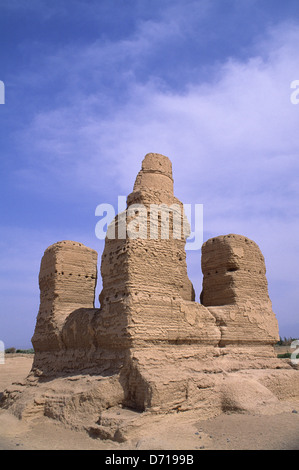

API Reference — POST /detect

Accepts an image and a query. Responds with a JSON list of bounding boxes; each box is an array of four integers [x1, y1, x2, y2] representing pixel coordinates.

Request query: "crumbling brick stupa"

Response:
[[1, 153, 298, 441]]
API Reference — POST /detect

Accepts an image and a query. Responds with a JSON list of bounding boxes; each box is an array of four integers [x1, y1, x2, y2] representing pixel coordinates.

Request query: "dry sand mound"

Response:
[[0, 354, 298, 450]]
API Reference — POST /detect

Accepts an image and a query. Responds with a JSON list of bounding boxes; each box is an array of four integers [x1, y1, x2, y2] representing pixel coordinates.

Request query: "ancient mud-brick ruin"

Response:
[[2, 153, 298, 440]]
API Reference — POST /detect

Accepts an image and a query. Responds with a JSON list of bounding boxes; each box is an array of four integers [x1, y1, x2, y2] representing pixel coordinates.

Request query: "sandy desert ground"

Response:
[[0, 352, 298, 451]]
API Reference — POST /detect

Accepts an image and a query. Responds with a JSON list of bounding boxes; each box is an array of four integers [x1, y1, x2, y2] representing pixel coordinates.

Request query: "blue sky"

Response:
[[1, 0, 299, 349]]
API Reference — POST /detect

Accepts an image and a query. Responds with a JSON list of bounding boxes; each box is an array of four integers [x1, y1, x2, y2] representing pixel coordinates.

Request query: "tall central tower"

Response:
[[98, 153, 196, 348]]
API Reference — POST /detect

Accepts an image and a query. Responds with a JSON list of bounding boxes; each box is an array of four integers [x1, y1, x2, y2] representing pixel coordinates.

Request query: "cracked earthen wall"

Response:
[[31, 241, 98, 353], [201, 234, 279, 346], [2, 152, 298, 432], [30, 153, 280, 413]]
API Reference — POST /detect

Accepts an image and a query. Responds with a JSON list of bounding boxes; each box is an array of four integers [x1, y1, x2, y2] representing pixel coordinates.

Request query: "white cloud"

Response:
[[7, 19, 299, 338], [16, 21, 299, 198]]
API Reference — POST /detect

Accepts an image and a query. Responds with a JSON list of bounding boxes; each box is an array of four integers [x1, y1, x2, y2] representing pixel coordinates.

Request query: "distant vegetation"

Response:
[[276, 337, 298, 346], [5, 347, 34, 354], [277, 352, 298, 359]]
